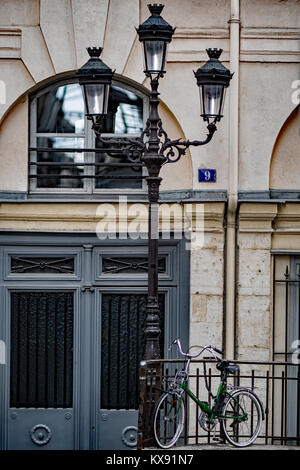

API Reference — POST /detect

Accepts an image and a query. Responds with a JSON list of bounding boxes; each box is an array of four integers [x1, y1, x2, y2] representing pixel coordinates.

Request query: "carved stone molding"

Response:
[[0, 28, 21, 58]]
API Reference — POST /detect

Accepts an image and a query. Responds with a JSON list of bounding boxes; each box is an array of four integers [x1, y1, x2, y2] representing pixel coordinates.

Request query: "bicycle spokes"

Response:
[[221, 390, 262, 447], [153, 392, 185, 448]]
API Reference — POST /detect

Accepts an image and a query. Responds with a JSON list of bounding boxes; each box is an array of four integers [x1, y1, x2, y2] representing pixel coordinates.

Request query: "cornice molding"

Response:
[[241, 27, 300, 39], [0, 28, 21, 58], [168, 26, 299, 63]]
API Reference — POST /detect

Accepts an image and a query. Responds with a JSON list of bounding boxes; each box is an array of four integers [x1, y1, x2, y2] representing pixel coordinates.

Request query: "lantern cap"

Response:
[[76, 47, 114, 79], [136, 3, 175, 42], [194, 48, 233, 87]]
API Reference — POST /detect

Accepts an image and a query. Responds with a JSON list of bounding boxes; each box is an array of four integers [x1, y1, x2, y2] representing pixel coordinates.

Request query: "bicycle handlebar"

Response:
[[171, 338, 223, 360]]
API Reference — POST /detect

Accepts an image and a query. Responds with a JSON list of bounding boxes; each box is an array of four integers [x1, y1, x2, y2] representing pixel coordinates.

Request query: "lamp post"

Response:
[[76, 3, 232, 361]]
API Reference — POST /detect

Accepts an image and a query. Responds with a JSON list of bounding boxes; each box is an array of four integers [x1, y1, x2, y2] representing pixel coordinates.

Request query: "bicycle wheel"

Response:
[[221, 389, 262, 447], [153, 391, 185, 449]]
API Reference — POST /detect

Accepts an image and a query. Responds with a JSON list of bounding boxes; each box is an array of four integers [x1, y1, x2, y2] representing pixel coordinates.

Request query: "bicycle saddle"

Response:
[[216, 360, 240, 375]]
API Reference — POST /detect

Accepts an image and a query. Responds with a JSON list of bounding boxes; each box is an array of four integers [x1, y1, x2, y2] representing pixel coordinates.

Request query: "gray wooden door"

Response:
[[96, 291, 165, 449], [0, 238, 189, 450], [2, 246, 82, 450], [7, 290, 76, 449]]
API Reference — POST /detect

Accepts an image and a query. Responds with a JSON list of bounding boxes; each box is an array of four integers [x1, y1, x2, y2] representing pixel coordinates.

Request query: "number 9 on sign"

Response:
[[198, 169, 216, 182]]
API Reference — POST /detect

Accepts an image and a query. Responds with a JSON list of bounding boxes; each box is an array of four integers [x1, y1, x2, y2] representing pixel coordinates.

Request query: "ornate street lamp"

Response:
[[194, 48, 233, 122], [136, 3, 175, 78], [76, 47, 115, 132], [77, 3, 233, 361]]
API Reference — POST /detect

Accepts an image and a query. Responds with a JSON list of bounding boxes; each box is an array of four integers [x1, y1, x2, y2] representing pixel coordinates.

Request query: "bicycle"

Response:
[[152, 339, 264, 448]]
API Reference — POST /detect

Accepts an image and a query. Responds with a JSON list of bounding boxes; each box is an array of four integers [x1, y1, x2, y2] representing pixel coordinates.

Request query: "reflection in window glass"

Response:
[[37, 84, 84, 134], [104, 86, 143, 134], [94, 149, 143, 190], [32, 80, 146, 192], [35, 137, 84, 188]]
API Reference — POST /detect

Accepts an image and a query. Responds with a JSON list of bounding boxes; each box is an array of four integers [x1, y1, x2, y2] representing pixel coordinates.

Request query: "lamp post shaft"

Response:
[[143, 79, 166, 361]]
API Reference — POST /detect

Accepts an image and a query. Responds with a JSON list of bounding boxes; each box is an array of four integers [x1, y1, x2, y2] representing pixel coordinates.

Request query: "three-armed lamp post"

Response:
[[76, 3, 233, 360]]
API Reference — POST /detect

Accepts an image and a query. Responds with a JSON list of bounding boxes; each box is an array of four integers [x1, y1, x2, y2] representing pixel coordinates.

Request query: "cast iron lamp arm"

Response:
[[158, 121, 217, 164], [89, 75, 218, 168], [91, 126, 147, 164]]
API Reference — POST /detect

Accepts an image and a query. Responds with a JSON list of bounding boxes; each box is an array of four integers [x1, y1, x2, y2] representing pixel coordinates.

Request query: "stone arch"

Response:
[[269, 105, 300, 190]]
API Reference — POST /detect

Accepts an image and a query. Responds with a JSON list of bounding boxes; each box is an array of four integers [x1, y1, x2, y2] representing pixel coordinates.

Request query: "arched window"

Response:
[[29, 78, 148, 193]]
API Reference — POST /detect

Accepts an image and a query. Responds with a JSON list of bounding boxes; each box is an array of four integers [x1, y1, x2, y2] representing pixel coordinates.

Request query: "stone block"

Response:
[[0, 59, 34, 122], [72, 0, 109, 68], [0, 0, 39, 26], [238, 295, 271, 349], [238, 232, 271, 250], [21, 26, 55, 82], [101, 0, 139, 74], [238, 346, 270, 362], [191, 294, 207, 323], [190, 322, 223, 351], [238, 249, 271, 296], [190, 248, 223, 295], [40, 0, 76, 73]]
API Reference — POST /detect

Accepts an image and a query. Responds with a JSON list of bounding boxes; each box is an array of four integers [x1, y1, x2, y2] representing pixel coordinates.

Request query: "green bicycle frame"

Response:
[[180, 380, 248, 421]]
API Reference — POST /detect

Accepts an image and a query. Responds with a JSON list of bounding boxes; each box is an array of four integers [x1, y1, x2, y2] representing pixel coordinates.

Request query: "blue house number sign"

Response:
[[198, 169, 216, 182]]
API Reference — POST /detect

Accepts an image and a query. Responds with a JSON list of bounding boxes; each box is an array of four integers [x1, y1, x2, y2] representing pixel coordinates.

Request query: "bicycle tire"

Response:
[[220, 389, 263, 447], [153, 391, 185, 449]]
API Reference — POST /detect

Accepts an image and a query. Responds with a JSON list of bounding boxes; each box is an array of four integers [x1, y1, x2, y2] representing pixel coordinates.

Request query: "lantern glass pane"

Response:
[[103, 84, 110, 115], [220, 87, 226, 115], [199, 84, 224, 119], [84, 83, 107, 115], [143, 40, 167, 73]]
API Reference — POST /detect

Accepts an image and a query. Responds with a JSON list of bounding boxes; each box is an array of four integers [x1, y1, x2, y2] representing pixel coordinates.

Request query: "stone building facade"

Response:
[[0, 0, 299, 450]]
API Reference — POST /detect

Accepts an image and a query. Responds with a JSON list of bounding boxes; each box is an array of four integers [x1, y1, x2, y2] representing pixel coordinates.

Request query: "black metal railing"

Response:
[[273, 260, 300, 363], [137, 359, 300, 449], [28, 145, 146, 190], [272, 259, 300, 445]]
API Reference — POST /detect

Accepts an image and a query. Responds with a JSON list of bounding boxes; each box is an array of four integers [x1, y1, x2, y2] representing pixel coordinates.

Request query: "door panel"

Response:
[[1, 239, 189, 450], [8, 409, 74, 450], [98, 292, 165, 449], [101, 293, 164, 410], [8, 291, 75, 450]]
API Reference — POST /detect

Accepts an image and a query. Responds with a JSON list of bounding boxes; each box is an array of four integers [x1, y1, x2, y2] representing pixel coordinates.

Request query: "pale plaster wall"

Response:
[[157, 62, 229, 191], [0, 0, 299, 193], [270, 106, 300, 189], [239, 62, 299, 191], [0, 0, 39, 26], [0, 96, 28, 191], [159, 103, 193, 191], [240, 0, 300, 28], [0, 81, 193, 191]]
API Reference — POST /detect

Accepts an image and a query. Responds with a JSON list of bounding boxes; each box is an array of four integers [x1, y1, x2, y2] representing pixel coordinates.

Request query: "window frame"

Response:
[[29, 76, 149, 195]]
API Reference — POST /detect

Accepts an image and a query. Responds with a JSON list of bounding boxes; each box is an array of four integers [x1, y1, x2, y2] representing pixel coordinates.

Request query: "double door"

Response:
[[0, 238, 189, 449]]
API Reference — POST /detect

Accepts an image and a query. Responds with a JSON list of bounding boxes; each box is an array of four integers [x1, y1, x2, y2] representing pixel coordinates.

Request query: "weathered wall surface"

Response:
[[0, 0, 300, 361], [1, 0, 299, 192]]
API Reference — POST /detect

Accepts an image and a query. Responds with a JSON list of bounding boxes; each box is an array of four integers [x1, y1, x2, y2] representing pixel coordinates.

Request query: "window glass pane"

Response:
[[31, 81, 146, 193], [94, 150, 143, 190], [37, 84, 84, 134], [35, 137, 84, 188], [103, 86, 143, 134]]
